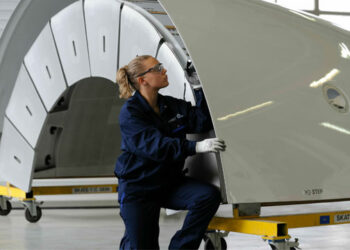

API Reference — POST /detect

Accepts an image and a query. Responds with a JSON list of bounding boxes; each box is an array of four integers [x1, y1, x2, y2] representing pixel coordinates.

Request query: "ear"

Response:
[[137, 76, 148, 86]]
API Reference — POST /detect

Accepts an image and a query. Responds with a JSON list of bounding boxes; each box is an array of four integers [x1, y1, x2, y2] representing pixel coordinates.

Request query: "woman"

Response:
[[115, 55, 226, 250]]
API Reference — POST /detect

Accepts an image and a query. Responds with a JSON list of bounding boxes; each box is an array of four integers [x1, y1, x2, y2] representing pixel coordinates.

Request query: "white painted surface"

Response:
[[160, 0, 350, 204], [119, 5, 162, 67], [84, 0, 121, 82], [24, 23, 67, 112], [157, 42, 195, 104], [0, 118, 34, 192], [5, 64, 47, 148], [50, 0, 91, 85]]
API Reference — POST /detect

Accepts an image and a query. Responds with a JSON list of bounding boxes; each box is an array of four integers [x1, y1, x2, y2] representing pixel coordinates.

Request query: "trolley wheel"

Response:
[[0, 200, 12, 216], [25, 206, 42, 223], [204, 237, 227, 250]]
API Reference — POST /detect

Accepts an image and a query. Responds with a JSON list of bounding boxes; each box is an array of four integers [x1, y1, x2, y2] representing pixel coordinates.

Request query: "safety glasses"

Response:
[[137, 63, 164, 77]]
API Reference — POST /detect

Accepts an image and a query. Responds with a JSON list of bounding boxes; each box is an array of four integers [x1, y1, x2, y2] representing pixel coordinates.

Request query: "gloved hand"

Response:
[[195, 138, 226, 153]]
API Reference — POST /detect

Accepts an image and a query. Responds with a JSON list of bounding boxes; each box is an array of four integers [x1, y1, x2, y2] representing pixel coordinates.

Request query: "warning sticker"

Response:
[[334, 214, 350, 223], [303, 188, 323, 196], [72, 186, 113, 194]]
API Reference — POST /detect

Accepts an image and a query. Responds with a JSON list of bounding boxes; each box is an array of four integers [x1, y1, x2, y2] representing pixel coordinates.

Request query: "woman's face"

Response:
[[139, 57, 168, 90]]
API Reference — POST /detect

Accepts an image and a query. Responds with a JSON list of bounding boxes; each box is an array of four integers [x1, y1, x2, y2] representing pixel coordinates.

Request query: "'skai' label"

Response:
[[334, 214, 350, 223]]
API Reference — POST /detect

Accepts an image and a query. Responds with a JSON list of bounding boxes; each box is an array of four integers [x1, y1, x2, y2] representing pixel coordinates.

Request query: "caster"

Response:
[[268, 238, 299, 250], [25, 206, 42, 223], [204, 237, 227, 250], [270, 246, 296, 250], [0, 200, 12, 216]]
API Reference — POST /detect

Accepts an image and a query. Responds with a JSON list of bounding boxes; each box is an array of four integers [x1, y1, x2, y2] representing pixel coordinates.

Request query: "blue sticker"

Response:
[[320, 215, 330, 224]]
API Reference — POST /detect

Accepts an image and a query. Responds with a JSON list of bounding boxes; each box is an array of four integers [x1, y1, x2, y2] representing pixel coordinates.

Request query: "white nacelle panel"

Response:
[[84, 0, 121, 82], [157, 43, 195, 105], [50, 0, 90, 85], [160, 0, 350, 204], [119, 5, 162, 67], [24, 23, 67, 112], [0, 118, 35, 192], [6, 64, 47, 148]]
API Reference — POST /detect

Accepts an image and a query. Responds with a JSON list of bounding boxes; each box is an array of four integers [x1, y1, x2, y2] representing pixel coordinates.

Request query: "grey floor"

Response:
[[1, 204, 350, 250]]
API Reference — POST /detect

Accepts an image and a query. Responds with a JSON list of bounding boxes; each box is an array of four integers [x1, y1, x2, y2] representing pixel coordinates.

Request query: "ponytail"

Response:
[[116, 65, 135, 99], [116, 55, 152, 99]]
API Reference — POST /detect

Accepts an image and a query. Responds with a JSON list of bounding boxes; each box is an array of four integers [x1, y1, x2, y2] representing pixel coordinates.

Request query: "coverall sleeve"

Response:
[[185, 89, 214, 134], [120, 107, 197, 163]]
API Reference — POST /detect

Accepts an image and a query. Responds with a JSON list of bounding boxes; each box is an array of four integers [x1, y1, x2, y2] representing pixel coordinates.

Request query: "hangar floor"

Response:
[[1, 203, 350, 249]]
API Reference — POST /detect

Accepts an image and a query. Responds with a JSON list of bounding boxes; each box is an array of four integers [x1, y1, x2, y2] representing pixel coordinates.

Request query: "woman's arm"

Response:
[[185, 88, 214, 134], [120, 106, 196, 163]]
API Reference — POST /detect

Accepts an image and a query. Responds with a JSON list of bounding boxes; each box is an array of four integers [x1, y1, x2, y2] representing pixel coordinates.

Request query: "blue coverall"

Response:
[[115, 89, 221, 249]]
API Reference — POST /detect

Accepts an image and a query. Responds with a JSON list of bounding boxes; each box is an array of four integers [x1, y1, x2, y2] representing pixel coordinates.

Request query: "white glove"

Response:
[[195, 138, 226, 153]]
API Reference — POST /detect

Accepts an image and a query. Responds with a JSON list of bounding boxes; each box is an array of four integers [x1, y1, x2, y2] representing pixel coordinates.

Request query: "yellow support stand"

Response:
[[0, 181, 118, 223], [206, 206, 350, 250], [0, 183, 28, 200], [209, 216, 288, 239]]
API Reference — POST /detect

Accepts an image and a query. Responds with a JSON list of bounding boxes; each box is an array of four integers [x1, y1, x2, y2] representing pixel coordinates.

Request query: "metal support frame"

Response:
[[0, 182, 28, 200], [235, 203, 261, 217], [0, 182, 118, 198], [0, 181, 118, 222], [207, 204, 350, 249]]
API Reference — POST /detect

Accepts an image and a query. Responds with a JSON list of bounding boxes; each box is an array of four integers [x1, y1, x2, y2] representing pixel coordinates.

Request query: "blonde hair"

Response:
[[116, 55, 152, 99]]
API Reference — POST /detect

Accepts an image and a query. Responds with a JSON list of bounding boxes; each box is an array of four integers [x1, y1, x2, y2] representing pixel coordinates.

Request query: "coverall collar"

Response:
[[134, 90, 168, 116]]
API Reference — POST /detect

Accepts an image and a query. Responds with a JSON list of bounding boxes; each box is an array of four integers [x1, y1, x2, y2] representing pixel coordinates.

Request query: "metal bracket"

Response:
[[22, 200, 43, 217], [236, 203, 261, 217], [266, 238, 300, 250]]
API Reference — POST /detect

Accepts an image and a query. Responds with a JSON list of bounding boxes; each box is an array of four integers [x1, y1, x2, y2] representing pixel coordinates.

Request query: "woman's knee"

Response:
[[195, 184, 221, 209]]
